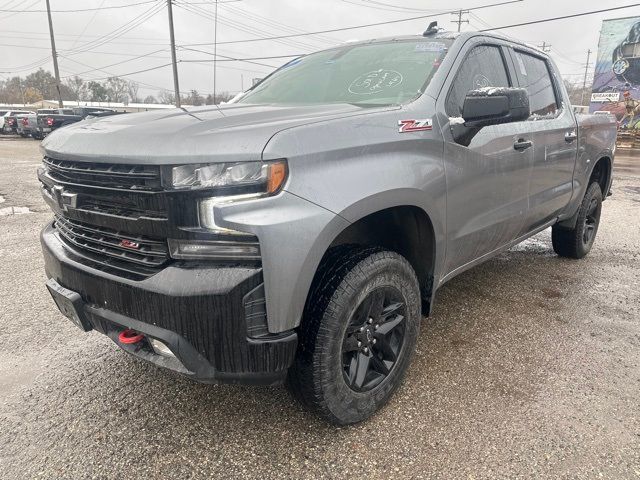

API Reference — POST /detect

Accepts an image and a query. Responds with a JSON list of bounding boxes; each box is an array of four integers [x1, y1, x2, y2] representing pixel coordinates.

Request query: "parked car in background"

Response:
[[1, 110, 35, 134], [35, 107, 121, 139], [33, 108, 74, 140], [17, 109, 57, 138]]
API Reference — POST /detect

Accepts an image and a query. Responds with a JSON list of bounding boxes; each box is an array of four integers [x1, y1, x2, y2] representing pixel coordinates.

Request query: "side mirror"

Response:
[[462, 87, 530, 127], [451, 87, 530, 146]]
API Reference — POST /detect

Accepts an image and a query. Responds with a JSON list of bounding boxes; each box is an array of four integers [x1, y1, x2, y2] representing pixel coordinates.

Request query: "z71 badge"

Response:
[[398, 119, 433, 133]]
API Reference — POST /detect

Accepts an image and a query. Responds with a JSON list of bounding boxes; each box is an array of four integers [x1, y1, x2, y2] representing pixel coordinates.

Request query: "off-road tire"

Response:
[[287, 245, 421, 425], [552, 182, 603, 259]]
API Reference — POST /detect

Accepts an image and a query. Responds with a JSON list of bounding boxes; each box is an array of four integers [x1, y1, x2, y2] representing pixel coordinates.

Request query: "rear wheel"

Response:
[[288, 246, 421, 425], [552, 182, 603, 259]]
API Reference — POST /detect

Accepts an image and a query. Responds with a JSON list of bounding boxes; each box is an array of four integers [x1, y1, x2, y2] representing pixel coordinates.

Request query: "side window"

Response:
[[445, 45, 510, 117], [513, 51, 558, 116]]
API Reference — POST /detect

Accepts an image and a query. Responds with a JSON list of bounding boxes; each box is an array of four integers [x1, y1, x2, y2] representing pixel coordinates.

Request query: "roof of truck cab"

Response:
[[310, 30, 548, 59]]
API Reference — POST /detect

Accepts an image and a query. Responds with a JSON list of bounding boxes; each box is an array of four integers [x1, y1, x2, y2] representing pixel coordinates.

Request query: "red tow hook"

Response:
[[119, 328, 145, 345]]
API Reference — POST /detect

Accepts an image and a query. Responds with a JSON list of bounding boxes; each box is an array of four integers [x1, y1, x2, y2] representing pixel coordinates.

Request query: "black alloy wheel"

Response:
[[582, 195, 601, 247], [342, 287, 406, 392]]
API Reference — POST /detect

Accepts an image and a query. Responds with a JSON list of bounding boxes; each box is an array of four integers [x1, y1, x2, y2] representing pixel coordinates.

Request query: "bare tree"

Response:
[[65, 76, 86, 101], [214, 91, 234, 104], [143, 94, 157, 104], [105, 76, 129, 103], [127, 81, 140, 103], [158, 89, 175, 105]]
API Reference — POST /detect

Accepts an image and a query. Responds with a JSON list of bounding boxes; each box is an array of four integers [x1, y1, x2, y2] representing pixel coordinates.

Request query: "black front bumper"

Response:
[[41, 222, 297, 385]]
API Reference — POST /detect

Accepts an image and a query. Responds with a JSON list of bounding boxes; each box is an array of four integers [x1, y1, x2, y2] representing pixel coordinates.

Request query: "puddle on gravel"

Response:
[[0, 206, 32, 215]]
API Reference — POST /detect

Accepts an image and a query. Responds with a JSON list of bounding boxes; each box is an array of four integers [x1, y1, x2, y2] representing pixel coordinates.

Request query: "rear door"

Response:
[[509, 49, 578, 230], [438, 41, 533, 276]]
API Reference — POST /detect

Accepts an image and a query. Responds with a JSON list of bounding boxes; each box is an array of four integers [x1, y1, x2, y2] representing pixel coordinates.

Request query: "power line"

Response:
[[219, 2, 338, 46], [78, 63, 174, 82], [175, 1, 320, 51], [0, 1, 160, 13], [59, 49, 168, 78], [0, 56, 51, 74], [0, 0, 38, 21], [178, 47, 299, 66], [70, 0, 107, 50], [59, 56, 179, 94], [479, 4, 640, 32], [182, 0, 523, 47], [60, 2, 165, 55], [342, 0, 440, 14], [178, 46, 279, 68]]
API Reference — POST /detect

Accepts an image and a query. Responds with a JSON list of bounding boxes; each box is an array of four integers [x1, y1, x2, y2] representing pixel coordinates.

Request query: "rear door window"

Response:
[[445, 45, 511, 117], [513, 51, 559, 117]]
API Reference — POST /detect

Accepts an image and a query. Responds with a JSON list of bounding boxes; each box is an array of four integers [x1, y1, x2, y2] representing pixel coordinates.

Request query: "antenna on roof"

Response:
[[423, 21, 438, 37]]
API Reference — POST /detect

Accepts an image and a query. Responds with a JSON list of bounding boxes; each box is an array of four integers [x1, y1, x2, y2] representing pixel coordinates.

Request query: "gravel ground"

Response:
[[0, 137, 638, 479]]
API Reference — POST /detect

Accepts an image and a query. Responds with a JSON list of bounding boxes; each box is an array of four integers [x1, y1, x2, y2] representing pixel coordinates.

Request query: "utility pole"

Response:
[[580, 49, 592, 106], [451, 10, 469, 32], [537, 41, 551, 53], [213, 0, 218, 104], [167, 0, 181, 107], [45, 0, 63, 108]]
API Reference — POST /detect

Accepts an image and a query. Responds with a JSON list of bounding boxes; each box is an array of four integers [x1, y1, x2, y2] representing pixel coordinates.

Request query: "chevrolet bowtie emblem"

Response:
[[52, 185, 78, 211]]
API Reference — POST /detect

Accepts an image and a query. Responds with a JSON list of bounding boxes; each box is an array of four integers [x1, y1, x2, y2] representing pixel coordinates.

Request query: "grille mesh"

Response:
[[54, 215, 169, 277], [44, 157, 161, 191]]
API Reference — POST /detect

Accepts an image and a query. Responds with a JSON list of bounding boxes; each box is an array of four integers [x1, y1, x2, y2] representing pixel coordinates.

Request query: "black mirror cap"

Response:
[[461, 87, 530, 128]]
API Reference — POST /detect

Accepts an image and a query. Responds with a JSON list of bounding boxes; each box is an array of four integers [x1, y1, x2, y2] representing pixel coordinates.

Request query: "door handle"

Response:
[[513, 139, 532, 151], [565, 130, 577, 142]]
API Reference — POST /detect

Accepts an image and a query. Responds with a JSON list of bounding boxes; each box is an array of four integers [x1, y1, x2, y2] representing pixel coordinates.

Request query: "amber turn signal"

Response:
[[267, 161, 288, 194]]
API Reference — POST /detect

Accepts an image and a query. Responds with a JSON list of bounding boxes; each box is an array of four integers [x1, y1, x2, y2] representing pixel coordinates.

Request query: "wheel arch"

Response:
[[304, 194, 443, 318], [589, 155, 612, 198], [558, 152, 613, 229]]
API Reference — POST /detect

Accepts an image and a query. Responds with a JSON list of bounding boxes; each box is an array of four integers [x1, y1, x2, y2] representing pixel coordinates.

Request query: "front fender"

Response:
[[215, 191, 350, 333]]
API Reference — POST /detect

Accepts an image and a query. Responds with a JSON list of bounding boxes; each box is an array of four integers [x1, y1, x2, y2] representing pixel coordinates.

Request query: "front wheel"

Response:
[[288, 246, 421, 425], [552, 182, 603, 259]]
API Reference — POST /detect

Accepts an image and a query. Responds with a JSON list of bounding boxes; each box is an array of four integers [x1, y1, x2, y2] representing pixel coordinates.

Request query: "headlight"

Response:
[[168, 160, 287, 193]]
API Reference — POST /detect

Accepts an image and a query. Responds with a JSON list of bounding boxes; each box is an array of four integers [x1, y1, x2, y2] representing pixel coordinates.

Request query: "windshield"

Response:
[[238, 39, 451, 107]]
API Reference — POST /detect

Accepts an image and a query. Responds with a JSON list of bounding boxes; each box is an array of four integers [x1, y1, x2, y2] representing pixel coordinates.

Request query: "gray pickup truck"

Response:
[[39, 29, 616, 425]]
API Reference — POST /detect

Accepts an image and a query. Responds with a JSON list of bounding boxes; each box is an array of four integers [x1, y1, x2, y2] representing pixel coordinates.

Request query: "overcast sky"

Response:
[[1, 0, 639, 99]]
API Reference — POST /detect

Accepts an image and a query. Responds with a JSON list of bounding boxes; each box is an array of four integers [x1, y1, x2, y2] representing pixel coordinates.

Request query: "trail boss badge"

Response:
[[398, 119, 433, 133]]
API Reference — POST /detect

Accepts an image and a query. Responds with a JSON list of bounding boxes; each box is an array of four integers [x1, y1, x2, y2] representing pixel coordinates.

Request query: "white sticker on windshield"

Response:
[[415, 42, 446, 52], [348, 69, 403, 95]]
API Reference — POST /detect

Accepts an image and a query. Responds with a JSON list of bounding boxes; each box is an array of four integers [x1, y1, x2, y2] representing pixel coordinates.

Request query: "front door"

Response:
[[439, 42, 533, 277]]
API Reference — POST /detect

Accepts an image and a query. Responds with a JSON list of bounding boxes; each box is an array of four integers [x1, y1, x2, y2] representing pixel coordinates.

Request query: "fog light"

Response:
[[149, 338, 175, 358], [168, 239, 260, 260]]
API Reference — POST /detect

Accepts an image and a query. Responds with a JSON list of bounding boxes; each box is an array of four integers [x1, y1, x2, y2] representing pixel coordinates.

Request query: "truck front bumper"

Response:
[[40, 222, 297, 386]]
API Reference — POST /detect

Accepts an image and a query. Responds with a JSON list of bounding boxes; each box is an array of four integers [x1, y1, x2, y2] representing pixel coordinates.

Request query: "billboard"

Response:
[[590, 16, 640, 127]]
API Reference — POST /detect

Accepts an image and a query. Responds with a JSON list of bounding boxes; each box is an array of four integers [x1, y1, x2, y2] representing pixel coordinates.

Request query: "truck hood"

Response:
[[41, 103, 391, 164]]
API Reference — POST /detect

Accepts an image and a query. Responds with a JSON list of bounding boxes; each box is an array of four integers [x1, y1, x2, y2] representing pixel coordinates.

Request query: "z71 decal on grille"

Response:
[[398, 119, 433, 133]]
